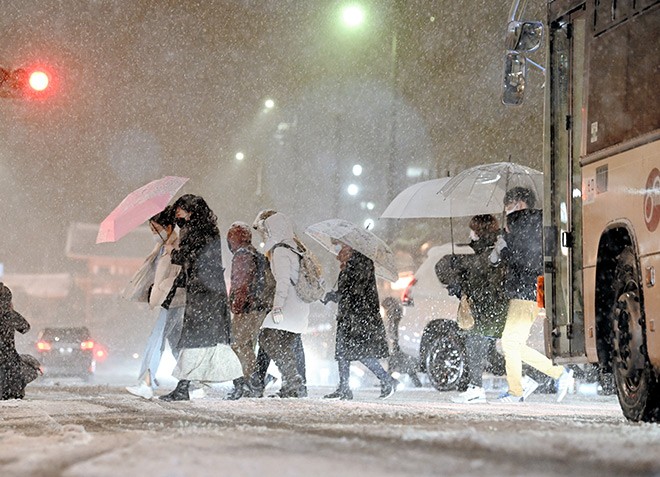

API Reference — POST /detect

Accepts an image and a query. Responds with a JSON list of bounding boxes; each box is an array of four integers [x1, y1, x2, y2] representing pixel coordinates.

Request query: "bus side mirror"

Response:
[[502, 51, 527, 106], [505, 21, 544, 52]]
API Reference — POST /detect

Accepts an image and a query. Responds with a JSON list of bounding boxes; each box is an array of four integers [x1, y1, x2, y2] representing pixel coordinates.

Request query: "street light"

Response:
[[352, 164, 363, 176], [235, 152, 245, 161], [264, 98, 275, 110], [340, 4, 366, 29]]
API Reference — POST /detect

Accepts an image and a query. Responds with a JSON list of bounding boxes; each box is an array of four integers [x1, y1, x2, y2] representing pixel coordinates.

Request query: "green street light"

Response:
[[340, 4, 366, 29]]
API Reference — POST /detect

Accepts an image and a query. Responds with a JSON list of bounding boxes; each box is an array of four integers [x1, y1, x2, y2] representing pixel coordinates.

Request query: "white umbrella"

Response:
[[439, 162, 543, 215], [305, 219, 397, 282], [381, 177, 509, 219]]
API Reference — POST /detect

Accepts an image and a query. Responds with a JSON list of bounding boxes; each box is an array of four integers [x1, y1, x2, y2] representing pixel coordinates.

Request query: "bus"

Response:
[[504, 0, 660, 422]]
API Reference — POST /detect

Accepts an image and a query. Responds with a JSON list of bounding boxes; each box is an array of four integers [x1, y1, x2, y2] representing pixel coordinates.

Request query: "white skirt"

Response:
[[173, 344, 242, 383]]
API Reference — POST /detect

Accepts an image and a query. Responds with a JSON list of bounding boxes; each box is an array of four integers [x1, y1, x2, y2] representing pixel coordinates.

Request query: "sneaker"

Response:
[[555, 368, 575, 403], [494, 392, 524, 403], [126, 383, 153, 400], [521, 376, 539, 401], [189, 388, 206, 400], [451, 385, 486, 404], [379, 379, 399, 400]]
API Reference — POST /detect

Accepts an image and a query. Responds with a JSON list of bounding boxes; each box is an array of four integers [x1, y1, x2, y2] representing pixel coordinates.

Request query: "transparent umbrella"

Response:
[[305, 219, 397, 282], [438, 162, 543, 214]]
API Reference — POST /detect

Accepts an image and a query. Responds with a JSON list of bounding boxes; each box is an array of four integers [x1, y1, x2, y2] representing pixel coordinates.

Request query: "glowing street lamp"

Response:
[[352, 164, 363, 176], [235, 152, 245, 161], [347, 184, 359, 196], [264, 98, 275, 109], [341, 4, 366, 29]]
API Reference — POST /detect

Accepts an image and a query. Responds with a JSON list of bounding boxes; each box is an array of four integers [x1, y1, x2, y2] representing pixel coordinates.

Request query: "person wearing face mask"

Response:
[[159, 194, 239, 401], [124, 205, 186, 400], [435, 214, 510, 403], [491, 187, 574, 403]]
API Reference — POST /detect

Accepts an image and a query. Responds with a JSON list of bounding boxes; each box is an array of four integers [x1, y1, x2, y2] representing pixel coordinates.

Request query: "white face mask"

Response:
[[469, 230, 479, 242]]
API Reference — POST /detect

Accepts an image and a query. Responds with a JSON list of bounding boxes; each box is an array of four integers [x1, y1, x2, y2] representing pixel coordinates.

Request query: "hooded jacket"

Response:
[[258, 212, 309, 334]]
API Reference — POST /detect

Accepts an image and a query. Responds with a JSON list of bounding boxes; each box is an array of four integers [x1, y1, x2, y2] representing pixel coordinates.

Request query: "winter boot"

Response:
[[159, 380, 190, 401], [275, 374, 306, 398], [224, 377, 245, 401], [379, 378, 400, 400], [245, 373, 265, 398], [323, 387, 353, 400]]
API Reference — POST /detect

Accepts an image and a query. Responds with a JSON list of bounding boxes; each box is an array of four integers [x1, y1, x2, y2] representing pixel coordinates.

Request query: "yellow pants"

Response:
[[501, 299, 564, 396]]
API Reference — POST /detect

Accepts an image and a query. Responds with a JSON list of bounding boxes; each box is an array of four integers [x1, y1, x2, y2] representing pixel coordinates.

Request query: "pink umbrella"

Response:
[[96, 176, 189, 244]]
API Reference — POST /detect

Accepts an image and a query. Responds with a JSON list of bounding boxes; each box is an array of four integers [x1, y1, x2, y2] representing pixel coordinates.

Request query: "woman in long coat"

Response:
[[159, 194, 240, 401], [324, 243, 397, 400]]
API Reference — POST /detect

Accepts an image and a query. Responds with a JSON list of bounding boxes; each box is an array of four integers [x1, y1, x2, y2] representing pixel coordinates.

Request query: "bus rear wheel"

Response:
[[611, 247, 660, 422]]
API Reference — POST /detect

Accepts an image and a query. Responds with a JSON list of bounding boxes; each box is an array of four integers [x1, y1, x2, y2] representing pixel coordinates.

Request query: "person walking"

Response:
[[435, 214, 510, 403], [490, 187, 574, 403], [159, 194, 240, 401], [252, 210, 309, 398], [225, 222, 274, 400], [323, 242, 398, 401], [124, 206, 186, 400], [382, 296, 422, 387], [0, 284, 39, 400]]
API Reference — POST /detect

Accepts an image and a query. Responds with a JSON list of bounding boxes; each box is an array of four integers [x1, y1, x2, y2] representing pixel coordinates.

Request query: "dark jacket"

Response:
[[435, 239, 509, 337], [333, 251, 389, 361], [500, 208, 543, 301], [170, 228, 231, 349], [0, 309, 31, 399]]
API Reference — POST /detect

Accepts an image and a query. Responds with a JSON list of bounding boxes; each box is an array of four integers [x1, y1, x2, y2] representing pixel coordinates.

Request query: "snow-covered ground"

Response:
[[1, 378, 658, 477]]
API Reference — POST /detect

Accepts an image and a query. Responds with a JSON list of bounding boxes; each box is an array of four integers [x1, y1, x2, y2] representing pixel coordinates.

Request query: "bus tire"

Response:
[[611, 247, 660, 422]]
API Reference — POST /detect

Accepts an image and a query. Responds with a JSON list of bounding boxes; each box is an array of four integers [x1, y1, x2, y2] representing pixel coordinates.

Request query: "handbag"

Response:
[[457, 295, 475, 330], [121, 252, 157, 302]]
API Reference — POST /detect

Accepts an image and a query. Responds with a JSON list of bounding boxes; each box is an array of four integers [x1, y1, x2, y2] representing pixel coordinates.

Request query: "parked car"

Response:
[[36, 327, 96, 380]]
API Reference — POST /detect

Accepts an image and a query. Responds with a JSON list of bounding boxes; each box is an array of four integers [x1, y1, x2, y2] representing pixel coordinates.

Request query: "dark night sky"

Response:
[[0, 0, 544, 274]]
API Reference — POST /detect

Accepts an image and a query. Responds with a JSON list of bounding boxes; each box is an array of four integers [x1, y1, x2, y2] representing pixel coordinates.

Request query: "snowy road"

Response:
[[1, 384, 659, 477]]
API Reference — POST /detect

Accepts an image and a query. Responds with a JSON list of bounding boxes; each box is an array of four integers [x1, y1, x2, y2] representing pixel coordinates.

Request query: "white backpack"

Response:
[[273, 243, 325, 303]]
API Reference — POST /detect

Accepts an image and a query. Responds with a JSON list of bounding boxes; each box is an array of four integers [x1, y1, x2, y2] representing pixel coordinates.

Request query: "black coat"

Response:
[[334, 251, 389, 361], [500, 209, 543, 301], [0, 309, 30, 399], [171, 231, 231, 349], [435, 240, 509, 337]]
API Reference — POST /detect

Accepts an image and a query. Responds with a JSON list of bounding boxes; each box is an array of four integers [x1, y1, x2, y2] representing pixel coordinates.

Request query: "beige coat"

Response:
[[122, 232, 185, 309]]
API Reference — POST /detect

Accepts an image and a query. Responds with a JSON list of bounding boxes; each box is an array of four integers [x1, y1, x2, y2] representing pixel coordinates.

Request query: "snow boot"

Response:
[[159, 380, 190, 401], [224, 377, 245, 401]]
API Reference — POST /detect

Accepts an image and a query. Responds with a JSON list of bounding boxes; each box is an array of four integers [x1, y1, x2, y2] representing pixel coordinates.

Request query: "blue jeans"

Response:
[[138, 307, 184, 388]]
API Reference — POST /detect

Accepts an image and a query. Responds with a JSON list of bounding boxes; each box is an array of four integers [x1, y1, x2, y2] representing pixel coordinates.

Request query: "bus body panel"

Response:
[[581, 139, 660, 370]]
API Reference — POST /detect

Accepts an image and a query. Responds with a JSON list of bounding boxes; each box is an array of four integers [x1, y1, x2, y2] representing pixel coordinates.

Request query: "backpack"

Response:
[[250, 249, 276, 313], [273, 242, 325, 303]]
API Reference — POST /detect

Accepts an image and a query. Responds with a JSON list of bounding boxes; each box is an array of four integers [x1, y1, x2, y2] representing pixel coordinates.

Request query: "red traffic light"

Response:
[[0, 64, 57, 99], [28, 70, 50, 91]]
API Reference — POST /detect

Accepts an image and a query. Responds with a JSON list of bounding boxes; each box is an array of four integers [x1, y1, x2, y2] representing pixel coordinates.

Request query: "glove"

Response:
[[271, 307, 284, 324], [490, 235, 507, 264], [321, 290, 339, 305], [495, 235, 507, 252]]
